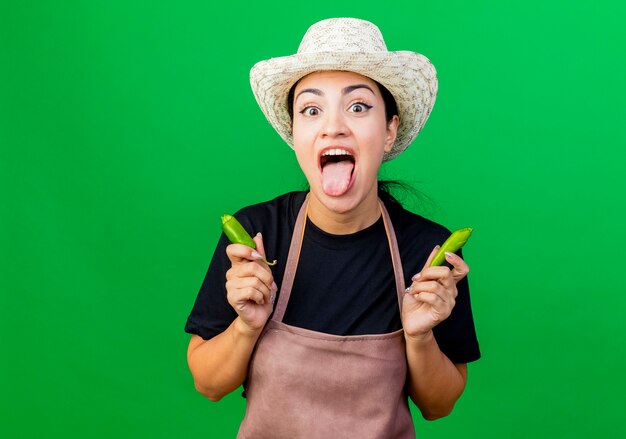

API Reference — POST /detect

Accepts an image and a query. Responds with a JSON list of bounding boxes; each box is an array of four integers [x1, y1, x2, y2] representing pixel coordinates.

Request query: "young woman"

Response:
[[185, 18, 480, 438]]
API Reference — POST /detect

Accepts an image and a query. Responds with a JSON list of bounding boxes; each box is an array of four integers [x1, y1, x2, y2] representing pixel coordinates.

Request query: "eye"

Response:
[[349, 102, 373, 113], [299, 106, 321, 117]]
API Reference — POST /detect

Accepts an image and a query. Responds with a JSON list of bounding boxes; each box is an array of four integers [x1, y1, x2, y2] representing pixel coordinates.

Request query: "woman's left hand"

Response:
[[402, 246, 470, 339]]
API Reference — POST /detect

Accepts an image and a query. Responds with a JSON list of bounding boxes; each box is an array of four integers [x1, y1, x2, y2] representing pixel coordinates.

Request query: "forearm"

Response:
[[187, 317, 262, 401], [405, 330, 467, 420]]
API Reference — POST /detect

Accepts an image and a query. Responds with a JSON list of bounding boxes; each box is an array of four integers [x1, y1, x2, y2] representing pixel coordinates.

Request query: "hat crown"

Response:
[[297, 18, 388, 54]]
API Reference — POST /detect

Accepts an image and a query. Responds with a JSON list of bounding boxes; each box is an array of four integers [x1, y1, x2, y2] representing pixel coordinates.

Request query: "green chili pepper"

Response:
[[221, 214, 277, 266], [430, 228, 473, 267]]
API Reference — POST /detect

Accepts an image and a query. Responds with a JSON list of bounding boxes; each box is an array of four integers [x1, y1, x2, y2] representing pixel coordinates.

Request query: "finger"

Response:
[[421, 267, 456, 289], [411, 292, 455, 323], [408, 280, 450, 303], [444, 252, 470, 283], [422, 245, 441, 270], [414, 266, 454, 290], [416, 266, 450, 281], [408, 246, 441, 285], [240, 287, 266, 305], [226, 277, 277, 305], [226, 266, 275, 299], [232, 259, 273, 286], [269, 289, 277, 305], [227, 282, 267, 309], [226, 243, 264, 265], [253, 233, 267, 259], [234, 275, 272, 294], [410, 291, 446, 309]]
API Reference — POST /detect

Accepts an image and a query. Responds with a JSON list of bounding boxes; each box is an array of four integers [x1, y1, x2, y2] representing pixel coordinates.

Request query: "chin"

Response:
[[312, 184, 373, 215], [323, 197, 357, 214]]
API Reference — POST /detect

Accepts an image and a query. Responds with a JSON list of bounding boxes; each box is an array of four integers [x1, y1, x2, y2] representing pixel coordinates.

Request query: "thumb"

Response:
[[252, 232, 267, 259]]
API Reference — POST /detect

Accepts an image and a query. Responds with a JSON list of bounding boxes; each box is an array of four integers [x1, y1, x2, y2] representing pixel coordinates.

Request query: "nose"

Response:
[[321, 109, 350, 139]]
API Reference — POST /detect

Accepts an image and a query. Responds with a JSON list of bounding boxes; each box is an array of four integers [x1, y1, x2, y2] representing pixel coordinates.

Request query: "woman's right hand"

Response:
[[225, 233, 277, 333]]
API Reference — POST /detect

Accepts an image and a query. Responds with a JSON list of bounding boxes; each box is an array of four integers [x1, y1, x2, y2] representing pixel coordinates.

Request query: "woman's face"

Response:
[[292, 70, 399, 214]]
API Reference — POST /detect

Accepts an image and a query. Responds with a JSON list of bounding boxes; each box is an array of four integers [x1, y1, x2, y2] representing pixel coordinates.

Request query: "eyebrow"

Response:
[[342, 84, 375, 95], [294, 84, 376, 101], [295, 88, 323, 101]]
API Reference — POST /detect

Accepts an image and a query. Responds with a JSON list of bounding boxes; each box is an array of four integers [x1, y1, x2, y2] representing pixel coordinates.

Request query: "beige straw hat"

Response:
[[250, 17, 438, 161]]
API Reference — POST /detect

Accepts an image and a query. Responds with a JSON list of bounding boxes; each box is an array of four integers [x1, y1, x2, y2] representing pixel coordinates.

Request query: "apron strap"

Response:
[[379, 200, 407, 310], [272, 193, 406, 323], [272, 194, 309, 322]]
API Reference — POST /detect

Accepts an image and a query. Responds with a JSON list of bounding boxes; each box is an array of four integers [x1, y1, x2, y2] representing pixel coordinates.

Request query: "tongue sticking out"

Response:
[[322, 160, 354, 196]]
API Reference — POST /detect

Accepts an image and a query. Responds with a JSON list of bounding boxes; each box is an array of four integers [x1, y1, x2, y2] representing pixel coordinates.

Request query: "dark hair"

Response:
[[286, 78, 398, 124], [377, 180, 433, 212], [377, 82, 398, 124]]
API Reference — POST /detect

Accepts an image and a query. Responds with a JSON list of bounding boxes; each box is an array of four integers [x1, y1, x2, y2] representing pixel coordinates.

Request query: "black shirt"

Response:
[[185, 191, 481, 364]]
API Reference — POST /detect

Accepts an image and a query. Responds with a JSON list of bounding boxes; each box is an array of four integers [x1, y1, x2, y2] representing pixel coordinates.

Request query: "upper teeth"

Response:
[[322, 148, 352, 156]]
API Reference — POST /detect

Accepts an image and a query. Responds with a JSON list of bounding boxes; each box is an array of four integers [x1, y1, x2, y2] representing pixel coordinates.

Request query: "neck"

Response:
[[306, 188, 381, 235]]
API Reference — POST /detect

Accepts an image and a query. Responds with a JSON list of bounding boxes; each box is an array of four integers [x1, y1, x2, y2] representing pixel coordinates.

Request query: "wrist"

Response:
[[233, 317, 264, 340], [405, 329, 435, 345]]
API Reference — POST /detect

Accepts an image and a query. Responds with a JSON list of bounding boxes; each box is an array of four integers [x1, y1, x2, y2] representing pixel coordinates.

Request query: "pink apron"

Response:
[[238, 196, 415, 438]]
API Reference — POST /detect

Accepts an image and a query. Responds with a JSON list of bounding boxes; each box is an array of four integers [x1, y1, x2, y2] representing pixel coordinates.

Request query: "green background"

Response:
[[1, 0, 625, 437]]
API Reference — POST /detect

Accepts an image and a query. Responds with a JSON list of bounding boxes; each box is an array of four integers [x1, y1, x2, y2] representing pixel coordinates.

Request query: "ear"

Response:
[[384, 115, 400, 153]]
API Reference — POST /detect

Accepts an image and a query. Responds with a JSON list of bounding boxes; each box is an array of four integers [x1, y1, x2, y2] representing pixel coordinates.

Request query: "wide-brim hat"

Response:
[[250, 17, 438, 161]]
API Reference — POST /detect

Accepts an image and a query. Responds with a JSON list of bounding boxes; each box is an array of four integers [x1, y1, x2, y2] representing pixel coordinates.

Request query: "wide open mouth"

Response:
[[319, 148, 356, 197]]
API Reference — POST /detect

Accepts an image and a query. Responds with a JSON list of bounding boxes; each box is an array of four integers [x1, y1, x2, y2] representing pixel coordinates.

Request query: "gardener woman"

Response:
[[185, 18, 480, 438]]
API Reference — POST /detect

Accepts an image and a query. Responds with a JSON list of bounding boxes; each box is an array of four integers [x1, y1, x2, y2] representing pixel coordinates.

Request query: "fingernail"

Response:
[[435, 245, 441, 250], [405, 286, 412, 293], [255, 232, 262, 238], [251, 251, 263, 260], [445, 251, 455, 259], [271, 281, 277, 291], [411, 273, 421, 282]]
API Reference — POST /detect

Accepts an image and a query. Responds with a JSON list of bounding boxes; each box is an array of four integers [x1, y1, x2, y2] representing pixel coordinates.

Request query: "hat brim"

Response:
[[250, 50, 438, 161]]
